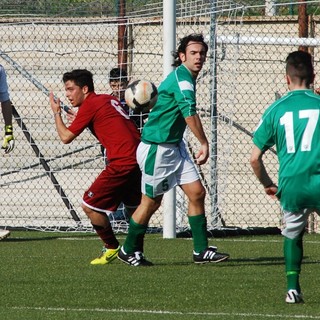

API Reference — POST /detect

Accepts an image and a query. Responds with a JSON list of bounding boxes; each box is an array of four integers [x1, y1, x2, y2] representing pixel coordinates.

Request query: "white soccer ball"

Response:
[[125, 79, 158, 113]]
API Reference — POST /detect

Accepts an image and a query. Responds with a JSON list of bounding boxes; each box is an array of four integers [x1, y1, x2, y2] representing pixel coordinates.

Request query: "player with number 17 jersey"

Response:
[[68, 92, 141, 213], [253, 89, 320, 211]]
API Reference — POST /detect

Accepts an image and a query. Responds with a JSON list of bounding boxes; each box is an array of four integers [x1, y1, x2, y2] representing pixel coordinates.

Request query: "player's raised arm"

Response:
[[49, 91, 76, 144]]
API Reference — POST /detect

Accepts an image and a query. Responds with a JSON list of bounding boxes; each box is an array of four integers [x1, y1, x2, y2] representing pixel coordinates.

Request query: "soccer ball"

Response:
[[125, 79, 158, 113]]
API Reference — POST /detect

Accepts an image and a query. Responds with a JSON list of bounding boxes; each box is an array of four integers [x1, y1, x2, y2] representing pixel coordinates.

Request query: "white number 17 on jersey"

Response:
[[280, 109, 319, 153]]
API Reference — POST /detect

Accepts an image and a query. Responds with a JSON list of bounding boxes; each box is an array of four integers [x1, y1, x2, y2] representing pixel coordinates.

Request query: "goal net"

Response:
[[0, 0, 319, 234]]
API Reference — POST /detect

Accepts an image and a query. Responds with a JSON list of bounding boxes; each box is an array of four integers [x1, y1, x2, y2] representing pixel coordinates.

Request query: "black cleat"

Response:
[[193, 246, 229, 264], [118, 247, 153, 267]]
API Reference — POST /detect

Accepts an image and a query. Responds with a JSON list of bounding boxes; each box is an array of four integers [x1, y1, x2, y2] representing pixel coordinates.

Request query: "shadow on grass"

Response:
[[159, 256, 318, 267], [219, 256, 318, 267], [224, 256, 284, 266], [3, 233, 97, 242]]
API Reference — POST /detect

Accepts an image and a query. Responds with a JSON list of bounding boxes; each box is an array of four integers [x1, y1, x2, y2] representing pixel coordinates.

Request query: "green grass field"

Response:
[[1, 231, 320, 320]]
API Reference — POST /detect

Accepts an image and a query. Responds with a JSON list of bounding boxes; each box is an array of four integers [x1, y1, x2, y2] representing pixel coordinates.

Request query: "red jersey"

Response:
[[68, 92, 140, 166]]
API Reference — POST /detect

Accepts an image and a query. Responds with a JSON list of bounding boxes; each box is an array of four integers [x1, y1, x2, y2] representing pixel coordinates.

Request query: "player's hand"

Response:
[[195, 142, 209, 165], [2, 125, 15, 154], [315, 88, 320, 95], [49, 91, 61, 114], [66, 108, 77, 124], [264, 184, 278, 200]]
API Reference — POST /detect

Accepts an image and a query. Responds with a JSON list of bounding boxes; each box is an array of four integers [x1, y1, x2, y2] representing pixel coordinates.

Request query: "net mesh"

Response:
[[0, 0, 319, 234]]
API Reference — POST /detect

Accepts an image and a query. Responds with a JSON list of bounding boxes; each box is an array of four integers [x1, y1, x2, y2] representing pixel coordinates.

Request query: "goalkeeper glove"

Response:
[[2, 125, 15, 154]]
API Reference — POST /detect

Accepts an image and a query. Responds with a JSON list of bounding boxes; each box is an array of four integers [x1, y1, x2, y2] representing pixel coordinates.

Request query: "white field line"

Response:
[[10, 306, 320, 319], [219, 238, 320, 244], [55, 237, 320, 245]]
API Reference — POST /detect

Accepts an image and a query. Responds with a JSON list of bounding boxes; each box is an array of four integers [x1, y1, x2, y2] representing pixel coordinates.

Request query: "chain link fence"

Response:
[[0, 0, 319, 234]]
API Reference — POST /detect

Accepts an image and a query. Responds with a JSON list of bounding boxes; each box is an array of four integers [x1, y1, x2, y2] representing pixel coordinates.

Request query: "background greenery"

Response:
[[0, 231, 319, 320]]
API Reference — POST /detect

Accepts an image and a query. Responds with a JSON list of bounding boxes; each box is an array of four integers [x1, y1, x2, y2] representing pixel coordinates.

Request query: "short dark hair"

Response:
[[62, 69, 94, 92], [172, 34, 208, 67], [109, 68, 128, 82], [285, 51, 314, 87]]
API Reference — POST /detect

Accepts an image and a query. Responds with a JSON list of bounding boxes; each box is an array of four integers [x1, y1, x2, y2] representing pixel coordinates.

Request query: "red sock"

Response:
[[92, 224, 119, 249]]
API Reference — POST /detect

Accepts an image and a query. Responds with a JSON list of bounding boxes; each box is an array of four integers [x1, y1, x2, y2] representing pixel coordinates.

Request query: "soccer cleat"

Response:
[[118, 247, 153, 266], [193, 246, 229, 264], [90, 246, 120, 265], [0, 229, 10, 240], [286, 289, 304, 304]]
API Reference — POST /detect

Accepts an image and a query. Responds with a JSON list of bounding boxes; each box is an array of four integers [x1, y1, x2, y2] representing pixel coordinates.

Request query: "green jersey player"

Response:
[[251, 50, 320, 304], [118, 33, 229, 266], [141, 63, 197, 145]]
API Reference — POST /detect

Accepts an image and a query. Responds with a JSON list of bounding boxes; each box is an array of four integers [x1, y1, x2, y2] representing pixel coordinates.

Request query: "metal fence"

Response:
[[0, 0, 319, 234]]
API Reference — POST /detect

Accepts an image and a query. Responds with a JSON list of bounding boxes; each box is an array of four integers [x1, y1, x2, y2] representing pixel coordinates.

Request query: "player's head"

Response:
[[62, 69, 94, 107], [285, 51, 314, 88], [63, 69, 95, 92], [109, 67, 128, 100], [172, 34, 208, 70]]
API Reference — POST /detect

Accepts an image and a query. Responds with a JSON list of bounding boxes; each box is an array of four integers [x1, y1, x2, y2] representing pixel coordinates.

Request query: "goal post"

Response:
[[162, 0, 177, 239]]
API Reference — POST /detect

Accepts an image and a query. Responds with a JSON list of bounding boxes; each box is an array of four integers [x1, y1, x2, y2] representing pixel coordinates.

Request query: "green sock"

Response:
[[188, 214, 208, 253], [284, 236, 303, 292], [123, 218, 148, 254], [286, 272, 300, 293]]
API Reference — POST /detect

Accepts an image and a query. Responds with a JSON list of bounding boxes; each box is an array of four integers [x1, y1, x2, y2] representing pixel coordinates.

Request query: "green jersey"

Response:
[[141, 64, 197, 144], [253, 89, 320, 211]]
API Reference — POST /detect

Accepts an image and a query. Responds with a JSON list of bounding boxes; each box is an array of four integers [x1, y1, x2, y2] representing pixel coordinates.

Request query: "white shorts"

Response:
[[282, 208, 320, 239], [137, 140, 199, 198]]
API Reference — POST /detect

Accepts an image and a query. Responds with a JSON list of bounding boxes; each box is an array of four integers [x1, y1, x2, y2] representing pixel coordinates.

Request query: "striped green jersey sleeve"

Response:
[[141, 64, 197, 144]]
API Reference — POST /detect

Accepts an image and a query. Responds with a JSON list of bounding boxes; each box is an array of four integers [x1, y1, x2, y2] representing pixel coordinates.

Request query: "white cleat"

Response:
[[0, 229, 10, 240], [286, 289, 304, 304]]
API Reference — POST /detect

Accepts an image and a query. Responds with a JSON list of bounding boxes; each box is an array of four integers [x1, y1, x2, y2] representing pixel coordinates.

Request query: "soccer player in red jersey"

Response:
[[49, 69, 141, 265]]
